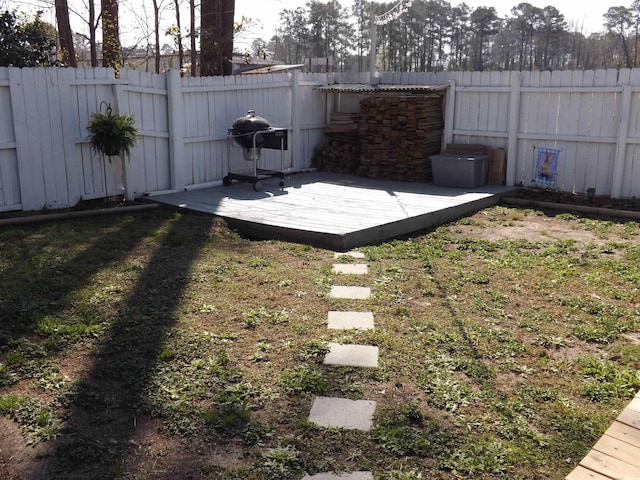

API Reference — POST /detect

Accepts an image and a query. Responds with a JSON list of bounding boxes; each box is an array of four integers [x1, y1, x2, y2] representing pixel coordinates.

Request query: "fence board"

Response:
[[590, 78, 616, 197], [566, 73, 582, 192], [43, 69, 69, 208], [9, 68, 44, 210], [0, 69, 19, 210], [523, 73, 541, 185]]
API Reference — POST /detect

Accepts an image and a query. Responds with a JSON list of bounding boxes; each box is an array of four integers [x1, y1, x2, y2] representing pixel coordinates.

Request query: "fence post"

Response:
[[166, 69, 185, 191], [291, 69, 302, 170], [113, 81, 134, 201], [506, 71, 521, 187], [611, 85, 631, 199], [442, 80, 456, 150]]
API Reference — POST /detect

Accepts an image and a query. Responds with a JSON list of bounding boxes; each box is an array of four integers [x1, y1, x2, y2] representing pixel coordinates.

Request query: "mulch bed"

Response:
[[511, 188, 640, 212]]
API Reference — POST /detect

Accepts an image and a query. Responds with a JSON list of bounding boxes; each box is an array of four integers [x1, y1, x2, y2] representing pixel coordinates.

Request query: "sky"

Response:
[[234, 0, 617, 41], [6, 0, 625, 49]]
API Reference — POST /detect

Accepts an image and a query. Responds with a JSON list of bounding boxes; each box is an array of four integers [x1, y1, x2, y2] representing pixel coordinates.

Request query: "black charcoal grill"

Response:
[[224, 110, 288, 191]]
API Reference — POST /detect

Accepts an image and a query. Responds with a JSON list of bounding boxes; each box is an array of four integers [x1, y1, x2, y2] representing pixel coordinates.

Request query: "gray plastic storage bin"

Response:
[[430, 154, 490, 188]]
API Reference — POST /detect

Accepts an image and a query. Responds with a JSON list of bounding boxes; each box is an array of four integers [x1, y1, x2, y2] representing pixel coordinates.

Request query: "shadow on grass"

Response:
[[20, 212, 217, 479], [0, 214, 165, 346]]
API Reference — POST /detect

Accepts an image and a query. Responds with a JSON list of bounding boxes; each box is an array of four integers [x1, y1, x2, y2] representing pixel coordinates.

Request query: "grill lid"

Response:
[[230, 110, 270, 142]]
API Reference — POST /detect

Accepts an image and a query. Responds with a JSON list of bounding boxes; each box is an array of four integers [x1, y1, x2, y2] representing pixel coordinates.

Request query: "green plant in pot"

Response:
[[87, 105, 138, 158], [87, 103, 139, 202]]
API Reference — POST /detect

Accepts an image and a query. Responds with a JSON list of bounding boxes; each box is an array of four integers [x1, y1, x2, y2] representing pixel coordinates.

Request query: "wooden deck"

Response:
[[567, 392, 640, 479], [151, 171, 515, 251]]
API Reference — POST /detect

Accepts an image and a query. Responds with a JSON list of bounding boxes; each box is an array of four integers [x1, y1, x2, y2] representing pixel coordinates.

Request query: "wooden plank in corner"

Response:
[[578, 448, 640, 478], [604, 420, 640, 449], [617, 406, 640, 429], [626, 395, 640, 412], [592, 434, 640, 468], [565, 465, 616, 479]]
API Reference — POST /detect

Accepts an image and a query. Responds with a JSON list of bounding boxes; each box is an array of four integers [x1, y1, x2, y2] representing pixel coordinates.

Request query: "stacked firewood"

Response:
[[312, 138, 360, 174], [312, 113, 360, 174], [357, 94, 444, 182]]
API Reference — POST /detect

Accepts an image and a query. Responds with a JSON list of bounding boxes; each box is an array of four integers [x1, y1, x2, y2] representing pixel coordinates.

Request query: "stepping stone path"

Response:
[[334, 251, 366, 260], [323, 343, 379, 368], [306, 250, 377, 479], [302, 472, 374, 480], [329, 286, 371, 299], [327, 311, 374, 331], [331, 264, 368, 275], [308, 396, 377, 431]]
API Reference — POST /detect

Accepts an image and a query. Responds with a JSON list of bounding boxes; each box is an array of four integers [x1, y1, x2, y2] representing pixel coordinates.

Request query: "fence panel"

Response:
[[74, 67, 124, 199], [120, 70, 171, 196], [459, 69, 624, 196], [451, 74, 510, 148]]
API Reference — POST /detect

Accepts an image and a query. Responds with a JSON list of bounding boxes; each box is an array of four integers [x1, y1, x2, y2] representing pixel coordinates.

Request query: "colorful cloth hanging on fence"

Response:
[[534, 147, 560, 187]]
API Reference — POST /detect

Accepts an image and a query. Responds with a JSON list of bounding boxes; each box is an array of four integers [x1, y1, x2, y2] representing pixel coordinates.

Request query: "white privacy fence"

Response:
[[445, 69, 640, 200], [1, 67, 640, 212], [338, 70, 640, 199], [0, 67, 329, 211]]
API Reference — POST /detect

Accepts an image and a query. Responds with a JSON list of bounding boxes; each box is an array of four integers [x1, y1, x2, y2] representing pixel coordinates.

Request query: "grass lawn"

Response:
[[0, 206, 639, 479]]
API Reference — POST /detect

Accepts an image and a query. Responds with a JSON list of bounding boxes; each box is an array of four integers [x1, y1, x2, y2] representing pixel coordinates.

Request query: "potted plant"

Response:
[[86, 106, 138, 158], [87, 104, 139, 202]]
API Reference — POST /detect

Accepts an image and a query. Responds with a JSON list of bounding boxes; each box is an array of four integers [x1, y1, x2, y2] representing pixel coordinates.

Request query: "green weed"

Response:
[[279, 366, 327, 394], [0, 394, 60, 443], [580, 356, 640, 403], [443, 440, 513, 476], [371, 403, 431, 456], [295, 339, 330, 362], [260, 445, 303, 480]]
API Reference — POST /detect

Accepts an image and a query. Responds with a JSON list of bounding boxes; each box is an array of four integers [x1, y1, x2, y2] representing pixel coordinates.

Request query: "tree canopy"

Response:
[[266, 0, 640, 72], [6, 0, 640, 74], [0, 10, 57, 67]]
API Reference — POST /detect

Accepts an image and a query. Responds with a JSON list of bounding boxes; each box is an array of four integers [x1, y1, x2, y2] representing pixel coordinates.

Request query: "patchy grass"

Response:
[[0, 206, 638, 479]]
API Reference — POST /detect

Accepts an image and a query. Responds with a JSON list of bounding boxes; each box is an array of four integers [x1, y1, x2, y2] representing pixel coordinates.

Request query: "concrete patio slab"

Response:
[[302, 473, 373, 480], [308, 396, 376, 431], [329, 286, 371, 299], [327, 311, 375, 330], [332, 264, 368, 275], [323, 343, 379, 368]]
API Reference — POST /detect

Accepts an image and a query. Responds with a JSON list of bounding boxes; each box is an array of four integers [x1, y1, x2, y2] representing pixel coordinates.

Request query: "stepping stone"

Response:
[[327, 311, 374, 330], [334, 251, 365, 259], [332, 264, 368, 275], [308, 396, 376, 431], [329, 286, 371, 299], [302, 473, 373, 480], [324, 343, 379, 368]]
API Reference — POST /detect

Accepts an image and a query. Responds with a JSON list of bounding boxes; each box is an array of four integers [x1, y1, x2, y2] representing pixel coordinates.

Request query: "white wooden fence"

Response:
[[0, 67, 329, 212], [338, 70, 640, 199], [1, 67, 640, 212]]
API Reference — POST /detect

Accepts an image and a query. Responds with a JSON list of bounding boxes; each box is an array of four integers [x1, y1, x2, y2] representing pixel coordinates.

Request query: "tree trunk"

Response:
[[200, 0, 235, 76], [89, 0, 98, 66], [153, 0, 160, 73], [190, 0, 196, 76], [55, 0, 77, 66], [174, 0, 184, 72], [101, 0, 121, 76]]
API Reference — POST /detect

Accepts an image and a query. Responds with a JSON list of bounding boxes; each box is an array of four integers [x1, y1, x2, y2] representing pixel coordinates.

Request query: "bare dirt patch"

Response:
[[456, 216, 609, 245], [0, 417, 49, 480]]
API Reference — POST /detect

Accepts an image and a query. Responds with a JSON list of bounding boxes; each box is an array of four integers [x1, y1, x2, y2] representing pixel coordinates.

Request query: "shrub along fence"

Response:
[[1, 67, 639, 212]]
